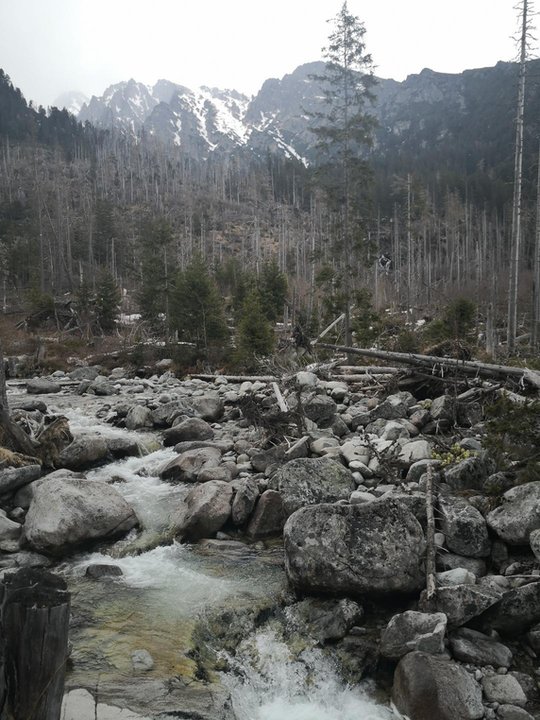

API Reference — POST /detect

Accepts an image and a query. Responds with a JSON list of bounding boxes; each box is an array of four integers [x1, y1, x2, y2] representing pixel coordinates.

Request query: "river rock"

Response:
[[438, 495, 490, 558], [0, 512, 22, 552], [436, 568, 476, 586], [131, 649, 154, 672], [371, 393, 413, 421], [163, 417, 214, 446], [284, 498, 425, 596], [295, 371, 318, 387], [497, 706, 535, 720], [26, 378, 62, 394], [58, 436, 109, 470], [480, 582, 540, 635], [85, 563, 123, 579], [24, 477, 138, 554], [68, 366, 100, 381], [151, 400, 193, 427], [487, 482, 540, 545], [437, 552, 487, 577], [303, 394, 337, 426], [392, 651, 484, 720], [0, 465, 42, 495], [197, 466, 232, 483], [173, 480, 233, 541], [430, 395, 455, 424], [419, 584, 502, 628], [286, 598, 363, 644], [398, 439, 432, 465], [250, 444, 286, 473], [190, 394, 224, 422], [272, 457, 355, 518], [406, 459, 440, 483], [444, 455, 493, 492], [160, 447, 221, 482], [106, 436, 142, 460], [89, 377, 118, 396], [125, 405, 153, 430], [246, 490, 284, 539], [380, 611, 447, 659], [231, 477, 259, 526], [449, 627, 513, 667], [482, 675, 527, 707]]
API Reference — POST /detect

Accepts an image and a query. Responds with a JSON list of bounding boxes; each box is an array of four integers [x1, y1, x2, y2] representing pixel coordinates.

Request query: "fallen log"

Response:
[[189, 374, 277, 383], [335, 365, 401, 374], [315, 343, 540, 391]]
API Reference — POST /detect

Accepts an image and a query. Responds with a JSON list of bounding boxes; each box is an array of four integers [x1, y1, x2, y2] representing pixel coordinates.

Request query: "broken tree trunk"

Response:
[[425, 465, 437, 602], [0, 341, 40, 457], [2, 568, 70, 720], [314, 342, 540, 391]]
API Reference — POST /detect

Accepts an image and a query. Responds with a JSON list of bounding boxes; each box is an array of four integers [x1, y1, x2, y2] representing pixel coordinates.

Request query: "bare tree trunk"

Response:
[[508, 0, 528, 353], [532, 142, 540, 349]]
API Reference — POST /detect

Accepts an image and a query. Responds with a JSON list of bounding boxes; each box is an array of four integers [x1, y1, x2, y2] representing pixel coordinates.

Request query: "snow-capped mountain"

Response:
[[72, 66, 328, 160], [53, 90, 89, 116]]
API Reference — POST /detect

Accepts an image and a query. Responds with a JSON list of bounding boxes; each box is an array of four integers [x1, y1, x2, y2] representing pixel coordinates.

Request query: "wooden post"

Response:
[[2, 568, 71, 720]]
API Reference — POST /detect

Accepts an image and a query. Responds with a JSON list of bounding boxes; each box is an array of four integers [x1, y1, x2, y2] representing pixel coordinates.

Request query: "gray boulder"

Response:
[[380, 611, 447, 659], [23, 477, 138, 554], [272, 457, 355, 518], [88, 377, 118, 396], [437, 552, 487, 577], [151, 400, 193, 427], [487, 482, 540, 545], [26, 378, 62, 394], [497, 706, 535, 720], [58, 436, 109, 470], [68, 366, 100, 381], [85, 564, 123, 579], [286, 598, 363, 644], [438, 495, 490, 558], [159, 447, 221, 482], [303, 394, 337, 425], [0, 512, 22, 552], [284, 498, 425, 597], [392, 651, 484, 720], [125, 405, 153, 430], [190, 394, 224, 422], [420, 584, 502, 629], [246, 490, 285, 539], [163, 417, 214, 446], [482, 675, 527, 707], [449, 627, 513, 668], [371, 393, 413, 421], [481, 582, 540, 635], [0, 465, 41, 495], [173, 480, 233, 541], [444, 455, 493, 492], [231, 478, 259, 526]]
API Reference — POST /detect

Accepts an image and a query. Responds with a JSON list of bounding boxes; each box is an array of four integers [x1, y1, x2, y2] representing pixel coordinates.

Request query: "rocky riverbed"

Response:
[[1, 363, 540, 719]]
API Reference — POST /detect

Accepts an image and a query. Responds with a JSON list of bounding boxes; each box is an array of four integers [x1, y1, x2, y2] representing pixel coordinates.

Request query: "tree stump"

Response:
[[2, 568, 70, 720]]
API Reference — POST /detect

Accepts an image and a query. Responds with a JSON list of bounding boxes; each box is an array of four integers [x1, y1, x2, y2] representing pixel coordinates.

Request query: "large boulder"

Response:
[[231, 478, 259, 526], [438, 496, 490, 558], [58, 436, 109, 470], [151, 400, 193, 427], [0, 465, 42, 495], [443, 455, 494, 492], [0, 511, 22, 552], [380, 611, 447, 659], [173, 481, 233, 541], [482, 675, 527, 707], [284, 498, 425, 597], [159, 447, 221, 482], [303, 394, 337, 426], [26, 378, 62, 394], [286, 598, 363, 644], [163, 417, 214, 446], [392, 651, 484, 720], [419, 584, 502, 629], [125, 405, 153, 430], [449, 627, 513, 668], [480, 582, 540, 636], [486, 482, 540, 545], [23, 477, 138, 554], [246, 490, 285, 539], [272, 457, 355, 518], [190, 394, 224, 422]]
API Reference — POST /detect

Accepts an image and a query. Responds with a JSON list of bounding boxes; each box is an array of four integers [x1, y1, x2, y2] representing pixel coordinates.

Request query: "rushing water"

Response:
[[223, 628, 395, 720], [15, 384, 395, 719]]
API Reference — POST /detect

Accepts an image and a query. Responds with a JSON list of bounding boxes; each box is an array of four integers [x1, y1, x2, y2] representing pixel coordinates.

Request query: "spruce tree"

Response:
[[259, 260, 288, 321], [310, 2, 376, 345], [137, 218, 172, 324], [95, 271, 121, 332], [236, 289, 275, 367], [171, 258, 228, 350]]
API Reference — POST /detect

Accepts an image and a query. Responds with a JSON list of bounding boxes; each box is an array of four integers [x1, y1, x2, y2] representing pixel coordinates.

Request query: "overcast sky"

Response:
[[1, 0, 522, 108]]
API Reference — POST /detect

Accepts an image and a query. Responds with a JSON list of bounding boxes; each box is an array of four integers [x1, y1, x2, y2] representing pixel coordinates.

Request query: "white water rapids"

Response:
[[19, 390, 396, 719]]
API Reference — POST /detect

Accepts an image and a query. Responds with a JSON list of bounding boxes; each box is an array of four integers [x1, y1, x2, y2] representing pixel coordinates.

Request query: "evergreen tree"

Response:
[[171, 258, 228, 350], [259, 260, 288, 321], [310, 2, 376, 345], [236, 289, 275, 367], [95, 271, 121, 332], [137, 218, 172, 324]]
